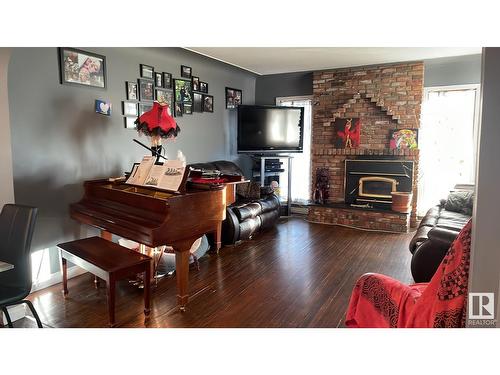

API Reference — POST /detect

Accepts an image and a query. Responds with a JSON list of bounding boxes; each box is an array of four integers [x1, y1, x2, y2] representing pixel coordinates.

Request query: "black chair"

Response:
[[0, 204, 41, 328]]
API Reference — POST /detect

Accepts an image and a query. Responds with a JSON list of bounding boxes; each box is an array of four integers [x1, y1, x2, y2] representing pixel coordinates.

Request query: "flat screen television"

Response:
[[237, 105, 304, 154]]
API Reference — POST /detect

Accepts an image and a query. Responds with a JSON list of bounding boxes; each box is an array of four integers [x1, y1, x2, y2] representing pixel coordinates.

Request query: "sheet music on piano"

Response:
[[126, 155, 186, 193]]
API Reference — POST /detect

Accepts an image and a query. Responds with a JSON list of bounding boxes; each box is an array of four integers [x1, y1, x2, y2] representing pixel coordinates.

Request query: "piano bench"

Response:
[[57, 236, 152, 328]]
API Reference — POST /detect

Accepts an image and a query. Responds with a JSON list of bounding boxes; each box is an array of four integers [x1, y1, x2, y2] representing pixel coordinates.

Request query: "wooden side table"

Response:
[[58, 237, 152, 327]]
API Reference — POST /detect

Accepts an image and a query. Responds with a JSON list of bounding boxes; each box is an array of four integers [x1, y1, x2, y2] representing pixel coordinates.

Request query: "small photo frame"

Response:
[[95, 99, 112, 116], [192, 76, 200, 92], [126, 81, 138, 100], [225, 87, 242, 109], [140, 64, 154, 79], [174, 102, 183, 117], [183, 103, 193, 115], [181, 65, 192, 79], [199, 81, 208, 93], [155, 88, 173, 108], [138, 102, 153, 116], [193, 92, 203, 112], [163, 72, 172, 89], [122, 101, 138, 116], [138, 78, 154, 101], [203, 95, 213, 113], [174, 79, 193, 104], [124, 116, 136, 129], [155, 72, 163, 88]]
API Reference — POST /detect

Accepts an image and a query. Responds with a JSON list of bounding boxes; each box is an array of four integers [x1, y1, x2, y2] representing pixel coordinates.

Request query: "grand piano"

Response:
[[70, 179, 229, 311]]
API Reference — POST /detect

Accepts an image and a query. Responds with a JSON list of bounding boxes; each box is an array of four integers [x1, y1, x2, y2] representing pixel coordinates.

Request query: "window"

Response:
[[418, 85, 480, 216], [276, 96, 313, 204]]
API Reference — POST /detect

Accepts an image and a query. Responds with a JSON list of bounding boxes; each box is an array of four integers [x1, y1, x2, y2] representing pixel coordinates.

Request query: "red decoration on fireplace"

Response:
[[333, 118, 361, 148]]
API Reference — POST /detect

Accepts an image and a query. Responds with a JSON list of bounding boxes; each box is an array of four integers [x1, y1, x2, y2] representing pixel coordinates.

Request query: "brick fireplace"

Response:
[[307, 62, 423, 232]]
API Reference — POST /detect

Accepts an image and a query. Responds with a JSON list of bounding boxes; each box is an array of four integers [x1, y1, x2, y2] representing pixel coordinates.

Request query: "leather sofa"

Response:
[[409, 191, 473, 283], [188, 160, 281, 245]]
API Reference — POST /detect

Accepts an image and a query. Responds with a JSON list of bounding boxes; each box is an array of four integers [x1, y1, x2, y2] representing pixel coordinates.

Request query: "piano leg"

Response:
[[173, 239, 194, 312], [214, 222, 222, 254]]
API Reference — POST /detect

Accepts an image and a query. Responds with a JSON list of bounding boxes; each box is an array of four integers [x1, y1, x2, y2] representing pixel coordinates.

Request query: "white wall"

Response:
[[468, 48, 500, 326], [0, 48, 14, 206]]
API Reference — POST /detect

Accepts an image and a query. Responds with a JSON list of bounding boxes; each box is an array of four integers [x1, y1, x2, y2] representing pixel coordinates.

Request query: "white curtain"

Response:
[[418, 86, 479, 216], [276, 97, 312, 204]]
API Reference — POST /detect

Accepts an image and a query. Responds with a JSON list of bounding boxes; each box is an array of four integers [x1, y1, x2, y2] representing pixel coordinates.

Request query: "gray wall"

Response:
[[253, 55, 482, 105], [424, 54, 482, 87], [0, 48, 14, 207], [468, 48, 500, 326], [255, 71, 313, 105], [8, 47, 256, 254]]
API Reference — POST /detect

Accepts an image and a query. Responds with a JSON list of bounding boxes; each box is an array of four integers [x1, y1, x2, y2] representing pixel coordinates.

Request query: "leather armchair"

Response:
[[188, 160, 281, 245]]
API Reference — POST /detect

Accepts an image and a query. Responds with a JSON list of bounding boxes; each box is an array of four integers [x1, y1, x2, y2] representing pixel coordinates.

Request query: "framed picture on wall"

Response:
[[126, 81, 138, 100], [58, 47, 106, 89], [173, 79, 193, 104], [155, 88, 173, 109], [122, 101, 138, 116], [183, 103, 193, 115], [389, 129, 418, 149], [155, 72, 163, 88], [192, 76, 200, 92], [138, 78, 154, 101], [225, 87, 242, 109], [203, 94, 214, 113], [140, 64, 154, 79], [199, 81, 208, 93], [181, 65, 192, 79], [193, 92, 203, 112], [124, 116, 136, 129], [163, 72, 172, 89], [139, 102, 153, 116]]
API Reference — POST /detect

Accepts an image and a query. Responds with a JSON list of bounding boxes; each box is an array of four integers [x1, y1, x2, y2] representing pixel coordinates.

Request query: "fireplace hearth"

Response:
[[345, 159, 414, 210]]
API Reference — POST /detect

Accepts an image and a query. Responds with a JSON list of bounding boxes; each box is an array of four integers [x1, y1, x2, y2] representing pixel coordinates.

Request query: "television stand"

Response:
[[251, 155, 293, 216]]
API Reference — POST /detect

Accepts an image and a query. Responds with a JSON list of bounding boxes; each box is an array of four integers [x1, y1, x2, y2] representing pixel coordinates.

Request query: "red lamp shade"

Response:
[[135, 101, 180, 138]]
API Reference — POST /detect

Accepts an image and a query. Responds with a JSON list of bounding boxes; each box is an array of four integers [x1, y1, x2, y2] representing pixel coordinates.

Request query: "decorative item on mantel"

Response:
[[333, 118, 361, 148], [134, 101, 180, 163]]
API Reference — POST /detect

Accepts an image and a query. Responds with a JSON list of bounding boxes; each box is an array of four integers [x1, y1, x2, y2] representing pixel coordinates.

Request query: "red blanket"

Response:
[[345, 219, 472, 328]]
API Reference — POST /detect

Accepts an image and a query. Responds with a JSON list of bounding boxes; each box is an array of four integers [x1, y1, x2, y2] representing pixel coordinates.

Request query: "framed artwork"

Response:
[[333, 118, 361, 148], [163, 72, 172, 89], [183, 103, 193, 115], [225, 87, 242, 109], [174, 79, 192, 104], [124, 116, 136, 129], [203, 94, 213, 113], [155, 88, 173, 108], [59, 47, 106, 89], [193, 92, 203, 112], [155, 72, 163, 87], [95, 99, 111, 116], [181, 65, 192, 79], [140, 64, 154, 79], [192, 76, 200, 92], [138, 78, 154, 101], [139, 102, 153, 116], [174, 102, 183, 117], [390, 129, 418, 149], [122, 101, 138, 116], [126, 81, 138, 100], [199, 81, 208, 93]]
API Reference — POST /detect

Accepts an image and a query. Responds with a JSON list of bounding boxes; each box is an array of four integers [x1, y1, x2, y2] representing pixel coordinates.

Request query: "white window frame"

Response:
[[423, 84, 481, 177]]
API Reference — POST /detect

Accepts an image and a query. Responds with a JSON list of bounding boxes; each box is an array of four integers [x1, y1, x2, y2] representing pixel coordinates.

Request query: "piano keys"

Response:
[[70, 179, 226, 310]]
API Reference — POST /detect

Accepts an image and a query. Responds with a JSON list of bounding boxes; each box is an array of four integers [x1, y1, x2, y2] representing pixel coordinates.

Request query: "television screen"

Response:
[[237, 105, 304, 153]]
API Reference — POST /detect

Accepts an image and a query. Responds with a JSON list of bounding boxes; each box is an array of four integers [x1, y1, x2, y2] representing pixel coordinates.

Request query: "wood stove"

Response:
[[345, 159, 413, 210]]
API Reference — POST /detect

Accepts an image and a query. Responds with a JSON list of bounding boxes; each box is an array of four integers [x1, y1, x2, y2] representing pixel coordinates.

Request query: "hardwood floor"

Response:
[[12, 217, 414, 328]]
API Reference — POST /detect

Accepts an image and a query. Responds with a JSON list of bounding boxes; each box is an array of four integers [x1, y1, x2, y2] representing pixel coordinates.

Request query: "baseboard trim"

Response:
[[31, 266, 88, 293], [1, 304, 26, 325]]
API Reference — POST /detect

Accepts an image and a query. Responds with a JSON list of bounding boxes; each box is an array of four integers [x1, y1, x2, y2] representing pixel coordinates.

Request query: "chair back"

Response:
[[0, 204, 38, 292]]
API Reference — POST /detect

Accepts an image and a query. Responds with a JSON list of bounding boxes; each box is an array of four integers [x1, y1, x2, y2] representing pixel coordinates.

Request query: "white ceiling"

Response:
[[185, 47, 481, 75]]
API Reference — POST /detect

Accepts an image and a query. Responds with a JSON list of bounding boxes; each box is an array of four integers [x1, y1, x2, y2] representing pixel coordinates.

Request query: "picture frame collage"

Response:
[[122, 63, 213, 129]]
